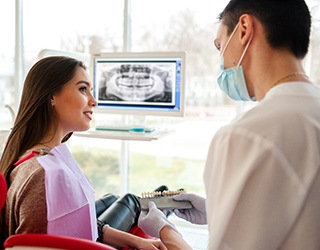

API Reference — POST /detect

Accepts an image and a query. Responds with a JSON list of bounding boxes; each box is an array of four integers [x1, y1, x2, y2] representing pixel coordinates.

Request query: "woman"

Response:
[[0, 56, 166, 250]]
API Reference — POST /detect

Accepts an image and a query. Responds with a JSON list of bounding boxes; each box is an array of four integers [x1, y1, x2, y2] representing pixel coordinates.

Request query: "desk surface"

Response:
[[74, 128, 174, 141]]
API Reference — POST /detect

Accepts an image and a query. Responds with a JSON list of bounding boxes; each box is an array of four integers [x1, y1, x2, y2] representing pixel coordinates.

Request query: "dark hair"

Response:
[[218, 0, 311, 58], [0, 56, 86, 245]]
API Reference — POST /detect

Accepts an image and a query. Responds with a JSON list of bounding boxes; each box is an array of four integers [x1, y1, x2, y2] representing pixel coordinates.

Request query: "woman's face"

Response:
[[52, 67, 97, 135]]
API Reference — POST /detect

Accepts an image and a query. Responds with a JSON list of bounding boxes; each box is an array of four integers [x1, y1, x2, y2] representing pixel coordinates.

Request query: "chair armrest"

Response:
[[4, 234, 116, 250]]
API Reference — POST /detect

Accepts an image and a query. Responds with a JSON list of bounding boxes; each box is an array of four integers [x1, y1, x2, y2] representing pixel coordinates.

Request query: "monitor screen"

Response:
[[91, 51, 186, 117]]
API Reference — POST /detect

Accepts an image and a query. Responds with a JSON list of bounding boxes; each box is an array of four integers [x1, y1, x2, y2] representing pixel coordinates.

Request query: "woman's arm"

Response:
[[7, 161, 48, 234], [159, 226, 192, 250], [102, 225, 167, 250]]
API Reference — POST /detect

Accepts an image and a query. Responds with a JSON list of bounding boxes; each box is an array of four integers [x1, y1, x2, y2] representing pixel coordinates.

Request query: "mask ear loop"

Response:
[[237, 29, 254, 67], [221, 23, 240, 56]]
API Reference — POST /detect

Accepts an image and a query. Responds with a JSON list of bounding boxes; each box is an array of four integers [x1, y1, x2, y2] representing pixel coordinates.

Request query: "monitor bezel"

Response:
[[90, 51, 186, 117]]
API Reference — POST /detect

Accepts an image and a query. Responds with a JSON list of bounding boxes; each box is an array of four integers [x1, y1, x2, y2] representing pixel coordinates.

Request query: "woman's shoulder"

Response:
[[10, 152, 45, 185]]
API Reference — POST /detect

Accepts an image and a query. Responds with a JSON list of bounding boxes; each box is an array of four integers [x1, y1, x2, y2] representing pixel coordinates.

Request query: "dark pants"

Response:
[[95, 193, 141, 233]]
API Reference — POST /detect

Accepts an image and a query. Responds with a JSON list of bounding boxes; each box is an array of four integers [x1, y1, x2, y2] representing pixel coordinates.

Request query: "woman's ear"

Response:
[[51, 96, 55, 107], [238, 14, 254, 45]]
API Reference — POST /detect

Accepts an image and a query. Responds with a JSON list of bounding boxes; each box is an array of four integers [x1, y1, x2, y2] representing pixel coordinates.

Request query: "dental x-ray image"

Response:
[[97, 63, 175, 104]]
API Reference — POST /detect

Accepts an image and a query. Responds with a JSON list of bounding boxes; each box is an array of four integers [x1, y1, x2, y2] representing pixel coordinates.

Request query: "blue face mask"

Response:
[[217, 24, 256, 101]]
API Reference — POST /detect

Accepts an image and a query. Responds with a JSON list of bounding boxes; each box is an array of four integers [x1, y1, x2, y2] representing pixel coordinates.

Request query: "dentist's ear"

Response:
[[238, 14, 254, 45]]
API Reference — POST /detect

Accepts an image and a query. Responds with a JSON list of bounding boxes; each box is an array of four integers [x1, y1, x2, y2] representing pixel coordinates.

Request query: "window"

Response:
[[23, 0, 124, 70], [126, 0, 236, 196], [2, 0, 320, 198], [0, 1, 15, 154]]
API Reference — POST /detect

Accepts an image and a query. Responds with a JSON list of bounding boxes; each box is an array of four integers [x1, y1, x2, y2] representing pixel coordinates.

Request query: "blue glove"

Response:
[[138, 201, 177, 238], [173, 193, 207, 225]]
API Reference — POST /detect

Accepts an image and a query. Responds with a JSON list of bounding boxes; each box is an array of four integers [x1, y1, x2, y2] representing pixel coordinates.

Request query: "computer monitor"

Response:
[[91, 51, 186, 117]]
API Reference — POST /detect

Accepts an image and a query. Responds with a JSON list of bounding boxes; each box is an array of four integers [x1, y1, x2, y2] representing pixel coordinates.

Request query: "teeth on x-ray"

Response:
[[117, 65, 154, 88], [98, 63, 173, 102]]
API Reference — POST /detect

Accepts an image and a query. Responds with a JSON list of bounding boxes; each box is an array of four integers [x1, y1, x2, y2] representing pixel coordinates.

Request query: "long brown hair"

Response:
[[0, 56, 86, 244]]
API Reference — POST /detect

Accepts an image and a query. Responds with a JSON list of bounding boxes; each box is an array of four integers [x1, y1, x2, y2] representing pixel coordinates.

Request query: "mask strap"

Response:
[[221, 23, 240, 56], [237, 29, 254, 67]]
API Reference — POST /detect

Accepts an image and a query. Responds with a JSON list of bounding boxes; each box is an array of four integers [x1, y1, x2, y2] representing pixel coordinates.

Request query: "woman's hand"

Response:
[[134, 238, 167, 250]]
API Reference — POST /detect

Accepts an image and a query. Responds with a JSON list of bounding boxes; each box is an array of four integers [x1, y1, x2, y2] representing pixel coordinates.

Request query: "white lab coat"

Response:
[[204, 82, 320, 250]]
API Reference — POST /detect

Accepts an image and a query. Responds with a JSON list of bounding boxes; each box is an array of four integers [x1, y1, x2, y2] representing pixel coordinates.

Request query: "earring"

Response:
[[51, 98, 55, 107]]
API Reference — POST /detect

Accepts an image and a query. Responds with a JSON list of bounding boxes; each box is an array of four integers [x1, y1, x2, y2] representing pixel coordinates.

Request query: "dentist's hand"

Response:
[[173, 193, 207, 225], [138, 201, 178, 238]]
